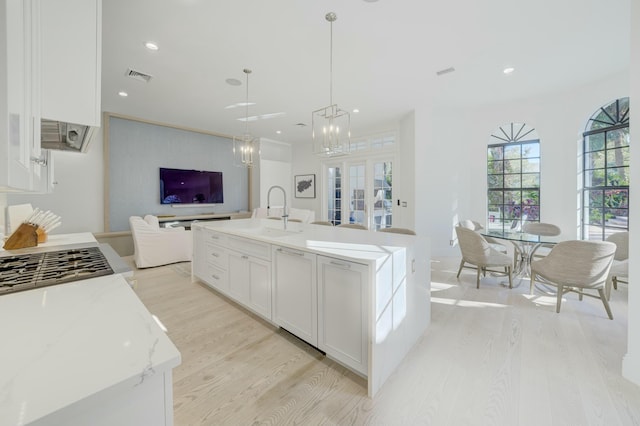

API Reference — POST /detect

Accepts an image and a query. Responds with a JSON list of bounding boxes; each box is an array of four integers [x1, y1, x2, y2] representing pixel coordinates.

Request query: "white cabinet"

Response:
[[39, 0, 102, 126], [192, 228, 229, 293], [227, 250, 271, 320], [0, 0, 39, 192], [317, 256, 368, 375], [272, 246, 317, 347]]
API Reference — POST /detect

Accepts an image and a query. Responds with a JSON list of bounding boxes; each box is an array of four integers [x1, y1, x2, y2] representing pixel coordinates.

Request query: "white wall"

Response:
[[623, 0, 640, 386], [423, 70, 629, 257], [6, 130, 104, 234], [258, 138, 292, 209], [290, 136, 322, 216]]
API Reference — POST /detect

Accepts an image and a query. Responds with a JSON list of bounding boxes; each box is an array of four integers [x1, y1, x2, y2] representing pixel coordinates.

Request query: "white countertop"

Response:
[[1, 232, 97, 256], [196, 218, 413, 264], [0, 237, 181, 425]]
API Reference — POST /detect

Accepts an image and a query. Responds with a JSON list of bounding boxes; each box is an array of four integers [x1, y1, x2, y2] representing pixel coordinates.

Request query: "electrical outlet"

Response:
[[402, 201, 407, 207], [450, 239, 455, 246]]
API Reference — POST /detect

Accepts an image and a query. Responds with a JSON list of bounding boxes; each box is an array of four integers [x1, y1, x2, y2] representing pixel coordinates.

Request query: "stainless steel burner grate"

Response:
[[0, 247, 114, 295]]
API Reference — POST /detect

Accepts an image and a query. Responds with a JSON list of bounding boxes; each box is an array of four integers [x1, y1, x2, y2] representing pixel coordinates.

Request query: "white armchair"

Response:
[[129, 215, 193, 268]]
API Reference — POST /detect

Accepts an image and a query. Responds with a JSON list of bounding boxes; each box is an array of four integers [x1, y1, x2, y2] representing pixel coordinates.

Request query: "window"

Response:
[[487, 123, 540, 232], [325, 158, 394, 230], [327, 166, 343, 225], [582, 97, 629, 240]]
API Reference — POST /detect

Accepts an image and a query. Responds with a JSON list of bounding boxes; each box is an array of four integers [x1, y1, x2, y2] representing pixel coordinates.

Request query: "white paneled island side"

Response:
[[192, 218, 431, 397], [0, 234, 181, 426]]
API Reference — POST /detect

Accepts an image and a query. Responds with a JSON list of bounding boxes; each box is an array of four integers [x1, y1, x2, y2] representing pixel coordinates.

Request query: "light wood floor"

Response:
[[127, 256, 640, 425]]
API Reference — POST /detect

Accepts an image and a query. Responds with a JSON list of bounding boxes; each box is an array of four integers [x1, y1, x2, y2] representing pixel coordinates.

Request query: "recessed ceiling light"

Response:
[[226, 78, 242, 86], [276, 130, 282, 134], [118, 91, 128, 97], [363, 0, 379, 2], [353, 108, 360, 113], [144, 42, 159, 51], [503, 67, 515, 74]]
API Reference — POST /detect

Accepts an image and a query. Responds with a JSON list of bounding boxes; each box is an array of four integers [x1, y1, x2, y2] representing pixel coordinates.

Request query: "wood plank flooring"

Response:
[[127, 256, 640, 425]]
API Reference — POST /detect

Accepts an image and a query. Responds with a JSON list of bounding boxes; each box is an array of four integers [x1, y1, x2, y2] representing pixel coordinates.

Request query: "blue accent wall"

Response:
[[108, 117, 248, 231]]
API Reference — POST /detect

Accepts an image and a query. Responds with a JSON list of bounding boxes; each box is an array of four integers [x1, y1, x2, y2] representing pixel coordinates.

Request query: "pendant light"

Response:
[[233, 68, 259, 167], [312, 12, 351, 157]]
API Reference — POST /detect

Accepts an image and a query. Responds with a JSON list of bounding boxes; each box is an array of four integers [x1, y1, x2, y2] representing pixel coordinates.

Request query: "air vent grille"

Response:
[[436, 67, 455, 76], [125, 68, 153, 82]]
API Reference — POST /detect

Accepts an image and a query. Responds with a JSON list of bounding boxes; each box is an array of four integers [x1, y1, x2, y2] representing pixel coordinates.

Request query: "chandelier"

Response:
[[312, 12, 351, 157], [233, 68, 259, 167]]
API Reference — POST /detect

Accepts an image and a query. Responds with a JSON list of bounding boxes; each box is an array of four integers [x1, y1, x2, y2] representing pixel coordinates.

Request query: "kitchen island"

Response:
[[192, 218, 430, 397], [0, 234, 181, 426]]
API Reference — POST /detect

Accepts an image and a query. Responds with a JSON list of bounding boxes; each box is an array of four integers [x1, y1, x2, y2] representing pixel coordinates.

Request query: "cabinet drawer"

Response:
[[203, 230, 227, 245], [203, 263, 228, 293], [228, 236, 271, 261], [205, 242, 228, 269]]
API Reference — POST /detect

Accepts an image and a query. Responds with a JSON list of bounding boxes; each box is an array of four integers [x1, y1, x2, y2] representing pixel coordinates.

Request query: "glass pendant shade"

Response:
[[233, 133, 258, 167], [233, 68, 258, 168], [312, 12, 350, 157], [312, 104, 350, 156]]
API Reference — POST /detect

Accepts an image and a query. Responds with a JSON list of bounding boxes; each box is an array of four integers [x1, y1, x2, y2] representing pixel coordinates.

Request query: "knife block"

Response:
[[3, 223, 39, 250]]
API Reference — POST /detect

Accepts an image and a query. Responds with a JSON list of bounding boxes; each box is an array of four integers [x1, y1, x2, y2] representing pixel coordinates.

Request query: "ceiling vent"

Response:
[[125, 68, 153, 82], [436, 67, 455, 76]]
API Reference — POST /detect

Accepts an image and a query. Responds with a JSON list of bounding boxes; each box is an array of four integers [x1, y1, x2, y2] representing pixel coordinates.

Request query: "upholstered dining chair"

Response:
[[310, 220, 334, 226], [529, 240, 616, 319], [522, 221, 561, 260], [337, 223, 368, 230], [378, 227, 416, 235], [605, 231, 629, 299], [457, 219, 508, 254], [455, 226, 513, 289]]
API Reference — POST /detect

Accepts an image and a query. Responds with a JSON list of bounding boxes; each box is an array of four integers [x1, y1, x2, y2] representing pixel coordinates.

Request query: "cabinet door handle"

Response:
[[211, 253, 220, 258], [211, 274, 220, 280], [210, 235, 220, 240], [241, 255, 249, 260], [330, 260, 351, 269], [277, 248, 304, 257]]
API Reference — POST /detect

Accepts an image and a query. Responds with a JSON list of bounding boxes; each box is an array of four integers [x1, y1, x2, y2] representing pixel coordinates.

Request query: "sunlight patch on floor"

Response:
[[431, 297, 508, 309], [431, 281, 456, 292], [522, 293, 562, 307]]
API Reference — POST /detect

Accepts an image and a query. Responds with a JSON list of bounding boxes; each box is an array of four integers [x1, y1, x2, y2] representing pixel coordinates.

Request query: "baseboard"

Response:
[[622, 353, 640, 386]]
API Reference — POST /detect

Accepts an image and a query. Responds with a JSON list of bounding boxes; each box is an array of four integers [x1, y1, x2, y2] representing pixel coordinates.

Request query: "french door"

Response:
[[325, 157, 394, 230]]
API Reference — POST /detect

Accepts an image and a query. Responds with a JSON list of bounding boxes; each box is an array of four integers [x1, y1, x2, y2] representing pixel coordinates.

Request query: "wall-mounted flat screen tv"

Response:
[[159, 167, 223, 204]]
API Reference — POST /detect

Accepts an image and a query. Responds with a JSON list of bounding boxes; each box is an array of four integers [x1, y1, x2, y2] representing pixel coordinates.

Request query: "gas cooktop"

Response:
[[0, 247, 114, 295]]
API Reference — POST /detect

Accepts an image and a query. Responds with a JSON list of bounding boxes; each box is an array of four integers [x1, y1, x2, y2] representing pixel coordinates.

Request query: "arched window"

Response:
[[582, 97, 630, 240], [487, 123, 540, 232]]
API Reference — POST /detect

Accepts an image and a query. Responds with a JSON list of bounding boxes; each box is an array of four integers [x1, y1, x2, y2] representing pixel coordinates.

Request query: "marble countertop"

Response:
[[195, 218, 414, 264], [0, 235, 181, 425]]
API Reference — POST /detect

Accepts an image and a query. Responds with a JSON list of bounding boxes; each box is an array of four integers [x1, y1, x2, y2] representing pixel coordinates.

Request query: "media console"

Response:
[[157, 212, 251, 230]]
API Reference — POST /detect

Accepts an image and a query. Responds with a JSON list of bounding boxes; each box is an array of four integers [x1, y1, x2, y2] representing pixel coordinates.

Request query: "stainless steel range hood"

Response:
[[41, 119, 96, 153]]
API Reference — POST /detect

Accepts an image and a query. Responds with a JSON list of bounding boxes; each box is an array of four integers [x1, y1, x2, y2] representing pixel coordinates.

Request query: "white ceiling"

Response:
[[101, 0, 630, 145]]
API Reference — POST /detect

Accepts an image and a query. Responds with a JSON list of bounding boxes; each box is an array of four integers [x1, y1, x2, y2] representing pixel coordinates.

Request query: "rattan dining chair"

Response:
[[529, 240, 616, 319], [605, 231, 629, 300], [455, 226, 513, 289], [378, 227, 416, 235]]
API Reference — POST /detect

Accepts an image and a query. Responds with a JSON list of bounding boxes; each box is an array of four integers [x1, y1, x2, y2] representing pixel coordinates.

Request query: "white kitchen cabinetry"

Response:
[[317, 256, 368, 375], [0, 0, 40, 192], [227, 236, 272, 320], [192, 228, 229, 293], [39, 0, 102, 126], [272, 246, 317, 347]]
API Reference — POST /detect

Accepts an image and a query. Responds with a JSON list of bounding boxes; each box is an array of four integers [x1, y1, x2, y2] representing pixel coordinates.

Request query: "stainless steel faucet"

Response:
[[267, 185, 288, 229]]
